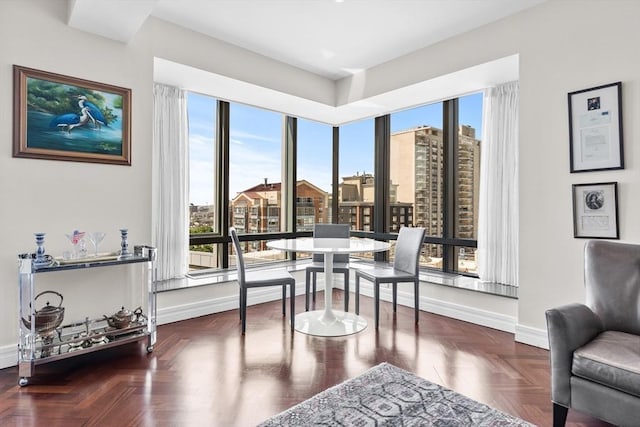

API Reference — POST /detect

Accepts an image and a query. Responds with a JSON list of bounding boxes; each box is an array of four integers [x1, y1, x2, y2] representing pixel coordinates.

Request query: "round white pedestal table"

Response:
[[266, 237, 390, 337]]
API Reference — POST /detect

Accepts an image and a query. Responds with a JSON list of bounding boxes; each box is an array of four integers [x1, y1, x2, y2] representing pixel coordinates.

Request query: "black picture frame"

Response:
[[568, 82, 623, 173], [572, 182, 619, 239]]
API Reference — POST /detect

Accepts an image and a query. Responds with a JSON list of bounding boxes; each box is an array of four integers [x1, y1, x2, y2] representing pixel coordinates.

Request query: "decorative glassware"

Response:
[[86, 232, 106, 258], [119, 228, 132, 258], [65, 230, 86, 259]]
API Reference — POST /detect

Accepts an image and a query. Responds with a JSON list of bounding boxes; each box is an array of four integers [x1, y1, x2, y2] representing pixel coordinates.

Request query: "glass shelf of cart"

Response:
[[19, 253, 154, 274], [21, 230, 155, 273], [20, 316, 149, 361]]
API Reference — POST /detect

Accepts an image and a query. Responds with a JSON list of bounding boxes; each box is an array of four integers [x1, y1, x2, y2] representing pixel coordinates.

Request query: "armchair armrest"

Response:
[[545, 303, 603, 406]]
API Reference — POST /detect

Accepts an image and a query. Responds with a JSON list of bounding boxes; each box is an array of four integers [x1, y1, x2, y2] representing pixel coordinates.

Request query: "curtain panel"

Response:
[[478, 81, 519, 286], [152, 84, 189, 282]]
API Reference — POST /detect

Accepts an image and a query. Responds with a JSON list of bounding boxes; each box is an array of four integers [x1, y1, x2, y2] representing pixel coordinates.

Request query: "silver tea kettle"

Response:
[[21, 290, 65, 336], [104, 306, 142, 329]]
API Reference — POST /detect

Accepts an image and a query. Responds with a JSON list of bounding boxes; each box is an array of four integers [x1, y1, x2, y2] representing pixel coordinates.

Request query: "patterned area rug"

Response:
[[259, 362, 534, 426]]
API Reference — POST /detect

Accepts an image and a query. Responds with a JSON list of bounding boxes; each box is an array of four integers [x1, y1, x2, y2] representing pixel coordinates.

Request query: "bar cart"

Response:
[[17, 246, 157, 387]]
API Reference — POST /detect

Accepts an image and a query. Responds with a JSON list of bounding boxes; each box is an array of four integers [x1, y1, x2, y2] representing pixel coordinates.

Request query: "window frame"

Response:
[[187, 96, 479, 276]]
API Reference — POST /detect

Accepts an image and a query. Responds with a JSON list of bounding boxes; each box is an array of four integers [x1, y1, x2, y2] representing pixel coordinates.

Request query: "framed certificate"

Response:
[[572, 182, 619, 239], [568, 82, 623, 173]]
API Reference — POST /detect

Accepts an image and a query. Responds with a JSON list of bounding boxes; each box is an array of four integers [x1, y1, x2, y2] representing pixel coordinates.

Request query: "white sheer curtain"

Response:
[[478, 81, 519, 286], [152, 84, 189, 282]]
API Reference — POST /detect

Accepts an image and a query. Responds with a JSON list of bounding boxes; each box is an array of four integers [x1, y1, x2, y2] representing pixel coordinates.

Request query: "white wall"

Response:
[[1, 0, 639, 367], [338, 0, 640, 344]]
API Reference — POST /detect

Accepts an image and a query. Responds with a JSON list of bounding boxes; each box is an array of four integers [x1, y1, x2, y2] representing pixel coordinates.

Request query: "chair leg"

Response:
[[355, 275, 360, 315], [343, 271, 349, 312], [392, 282, 397, 312], [312, 272, 317, 302], [289, 282, 295, 331], [282, 285, 286, 316], [241, 288, 247, 334], [552, 403, 568, 427], [374, 281, 380, 329], [414, 279, 419, 324], [239, 287, 243, 320], [305, 269, 311, 311]]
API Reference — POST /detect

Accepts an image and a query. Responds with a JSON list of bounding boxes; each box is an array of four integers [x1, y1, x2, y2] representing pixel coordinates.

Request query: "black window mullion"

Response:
[[374, 115, 390, 262], [284, 116, 297, 259], [217, 100, 230, 269], [442, 99, 458, 273], [332, 127, 339, 224]]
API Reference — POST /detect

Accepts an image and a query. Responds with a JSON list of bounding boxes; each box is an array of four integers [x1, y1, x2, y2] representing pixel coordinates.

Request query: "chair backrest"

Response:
[[229, 227, 246, 286], [312, 224, 350, 263], [584, 240, 640, 335], [392, 227, 426, 275]]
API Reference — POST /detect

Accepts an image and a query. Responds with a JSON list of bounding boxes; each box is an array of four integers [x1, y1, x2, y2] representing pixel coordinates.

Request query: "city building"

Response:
[[390, 125, 481, 262], [337, 173, 413, 232], [229, 179, 329, 250], [189, 204, 215, 228]]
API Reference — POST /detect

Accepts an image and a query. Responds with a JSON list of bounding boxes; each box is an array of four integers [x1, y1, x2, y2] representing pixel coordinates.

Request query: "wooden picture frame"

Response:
[[13, 65, 131, 165], [572, 182, 619, 239], [568, 82, 623, 173]]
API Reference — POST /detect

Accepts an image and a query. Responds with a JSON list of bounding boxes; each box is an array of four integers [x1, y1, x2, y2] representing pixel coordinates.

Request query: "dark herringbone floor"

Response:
[[0, 291, 612, 426]]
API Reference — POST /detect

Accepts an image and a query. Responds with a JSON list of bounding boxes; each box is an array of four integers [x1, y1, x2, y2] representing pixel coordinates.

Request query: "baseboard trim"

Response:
[[0, 344, 16, 371], [356, 283, 517, 333], [159, 283, 518, 334], [157, 284, 307, 326], [515, 323, 549, 349]]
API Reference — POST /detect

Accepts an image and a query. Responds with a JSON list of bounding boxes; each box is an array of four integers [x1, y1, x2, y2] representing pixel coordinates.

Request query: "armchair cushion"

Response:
[[573, 330, 640, 398]]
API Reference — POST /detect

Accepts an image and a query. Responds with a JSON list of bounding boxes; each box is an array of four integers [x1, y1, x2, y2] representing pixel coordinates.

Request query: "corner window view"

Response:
[[188, 92, 483, 275]]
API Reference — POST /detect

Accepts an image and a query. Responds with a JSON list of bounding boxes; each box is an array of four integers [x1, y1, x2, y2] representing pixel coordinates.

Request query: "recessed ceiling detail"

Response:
[[69, 0, 543, 80]]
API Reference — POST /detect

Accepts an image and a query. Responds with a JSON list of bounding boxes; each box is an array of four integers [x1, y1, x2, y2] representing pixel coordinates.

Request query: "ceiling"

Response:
[[68, 0, 543, 81], [67, 0, 541, 124]]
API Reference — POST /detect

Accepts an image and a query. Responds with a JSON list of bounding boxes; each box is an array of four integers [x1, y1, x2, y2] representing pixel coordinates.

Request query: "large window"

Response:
[[389, 93, 482, 274], [455, 93, 483, 274], [338, 120, 375, 232], [188, 93, 218, 270], [228, 102, 285, 265], [297, 119, 332, 230], [390, 102, 443, 268], [186, 91, 483, 276]]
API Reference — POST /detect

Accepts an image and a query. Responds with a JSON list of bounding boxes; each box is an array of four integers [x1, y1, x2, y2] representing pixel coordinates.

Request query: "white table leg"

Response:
[[320, 252, 335, 323], [294, 251, 367, 336]]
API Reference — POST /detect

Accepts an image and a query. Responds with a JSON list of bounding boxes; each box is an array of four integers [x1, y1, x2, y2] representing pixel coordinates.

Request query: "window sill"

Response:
[[156, 260, 517, 299]]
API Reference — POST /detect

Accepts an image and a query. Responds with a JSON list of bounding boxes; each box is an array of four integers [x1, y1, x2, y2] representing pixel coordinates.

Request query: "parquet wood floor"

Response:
[[0, 290, 614, 426]]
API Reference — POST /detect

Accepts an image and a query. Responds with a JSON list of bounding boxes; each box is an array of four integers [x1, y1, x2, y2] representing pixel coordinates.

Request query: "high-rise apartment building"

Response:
[[390, 125, 481, 258]]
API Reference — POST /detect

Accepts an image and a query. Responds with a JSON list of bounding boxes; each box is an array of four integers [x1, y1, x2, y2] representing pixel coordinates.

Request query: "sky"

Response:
[[188, 92, 483, 206]]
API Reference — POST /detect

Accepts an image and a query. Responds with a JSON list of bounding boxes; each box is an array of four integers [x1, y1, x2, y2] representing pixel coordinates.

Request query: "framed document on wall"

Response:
[[572, 182, 619, 239], [568, 82, 623, 173]]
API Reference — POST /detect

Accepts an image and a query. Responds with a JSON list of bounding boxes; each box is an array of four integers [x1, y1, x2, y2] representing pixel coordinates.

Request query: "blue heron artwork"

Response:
[[14, 66, 131, 165]]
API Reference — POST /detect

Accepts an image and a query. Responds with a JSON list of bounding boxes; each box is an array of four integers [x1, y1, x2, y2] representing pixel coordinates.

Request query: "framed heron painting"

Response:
[[13, 65, 131, 165]]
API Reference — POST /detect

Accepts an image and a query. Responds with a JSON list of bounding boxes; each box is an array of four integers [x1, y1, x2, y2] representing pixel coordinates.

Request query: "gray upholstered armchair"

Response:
[[545, 240, 640, 426]]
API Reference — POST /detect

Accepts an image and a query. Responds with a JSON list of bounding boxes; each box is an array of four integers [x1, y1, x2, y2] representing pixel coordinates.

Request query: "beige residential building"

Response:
[[338, 173, 413, 232], [390, 125, 481, 258]]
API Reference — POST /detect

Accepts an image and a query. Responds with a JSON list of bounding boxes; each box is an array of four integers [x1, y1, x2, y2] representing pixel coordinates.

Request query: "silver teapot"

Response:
[[104, 306, 142, 329]]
